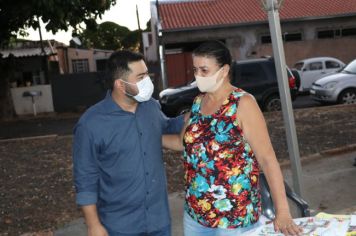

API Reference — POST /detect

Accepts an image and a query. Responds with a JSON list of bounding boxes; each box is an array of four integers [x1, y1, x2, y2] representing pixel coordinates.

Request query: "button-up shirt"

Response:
[[73, 91, 184, 234]]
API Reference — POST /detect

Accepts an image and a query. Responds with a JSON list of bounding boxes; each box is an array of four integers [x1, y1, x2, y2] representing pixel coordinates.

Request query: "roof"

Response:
[[0, 47, 56, 58], [158, 0, 356, 31]]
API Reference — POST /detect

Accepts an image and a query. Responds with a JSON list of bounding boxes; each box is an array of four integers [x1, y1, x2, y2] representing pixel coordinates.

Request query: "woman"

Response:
[[163, 41, 302, 236]]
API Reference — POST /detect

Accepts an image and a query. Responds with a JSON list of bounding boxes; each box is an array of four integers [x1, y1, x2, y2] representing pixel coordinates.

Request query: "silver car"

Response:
[[310, 59, 356, 104]]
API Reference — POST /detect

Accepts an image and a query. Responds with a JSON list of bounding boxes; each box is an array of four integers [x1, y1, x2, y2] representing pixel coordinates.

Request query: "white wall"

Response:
[[11, 85, 54, 115]]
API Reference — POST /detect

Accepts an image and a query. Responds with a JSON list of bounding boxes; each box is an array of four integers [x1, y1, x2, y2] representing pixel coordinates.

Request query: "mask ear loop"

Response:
[[119, 79, 136, 97]]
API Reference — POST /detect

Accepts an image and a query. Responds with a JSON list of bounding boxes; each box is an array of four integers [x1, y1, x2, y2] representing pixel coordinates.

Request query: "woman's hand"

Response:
[[273, 211, 303, 236]]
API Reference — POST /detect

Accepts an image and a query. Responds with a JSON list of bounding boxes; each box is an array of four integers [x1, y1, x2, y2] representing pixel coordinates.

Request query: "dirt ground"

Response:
[[0, 104, 355, 235]]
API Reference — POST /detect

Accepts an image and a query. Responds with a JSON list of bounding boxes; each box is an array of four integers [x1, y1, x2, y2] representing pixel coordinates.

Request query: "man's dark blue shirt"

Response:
[[73, 92, 184, 234]]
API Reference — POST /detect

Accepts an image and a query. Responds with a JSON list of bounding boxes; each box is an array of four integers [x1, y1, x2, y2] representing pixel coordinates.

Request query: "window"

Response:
[[317, 30, 334, 39], [96, 59, 108, 72], [261, 32, 302, 43], [325, 61, 341, 69], [284, 33, 302, 42], [306, 62, 323, 71], [261, 35, 271, 44], [317, 27, 356, 39], [294, 62, 304, 71], [72, 59, 89, 73], [239, 64, 265, 83], [342, 27, 356, 37]]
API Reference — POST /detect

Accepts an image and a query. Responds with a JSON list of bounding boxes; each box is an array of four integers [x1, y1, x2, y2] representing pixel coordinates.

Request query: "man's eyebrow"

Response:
[[137, 71, 149, 76]]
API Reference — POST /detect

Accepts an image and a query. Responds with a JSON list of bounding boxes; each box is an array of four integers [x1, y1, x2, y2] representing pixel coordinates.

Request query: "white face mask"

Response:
[[195, 67, 224, 93], [120, 76, 154, 102]]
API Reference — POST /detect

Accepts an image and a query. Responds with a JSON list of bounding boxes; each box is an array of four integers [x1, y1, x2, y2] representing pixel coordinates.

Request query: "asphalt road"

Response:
[[0, 94, 323, 140], [292, 94, 322, 109]]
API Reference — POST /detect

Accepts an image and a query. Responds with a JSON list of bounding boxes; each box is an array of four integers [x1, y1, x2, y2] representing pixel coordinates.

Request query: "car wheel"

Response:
[[264, 95, 281, 112], [338, 89, 356, 104], [177, 106, 191, 116]]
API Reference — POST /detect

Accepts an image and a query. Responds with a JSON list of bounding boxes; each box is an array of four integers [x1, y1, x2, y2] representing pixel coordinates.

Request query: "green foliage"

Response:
[[78, 21, 130, 50], [77, 21, 142, 51], [0, 0, 116, 45]]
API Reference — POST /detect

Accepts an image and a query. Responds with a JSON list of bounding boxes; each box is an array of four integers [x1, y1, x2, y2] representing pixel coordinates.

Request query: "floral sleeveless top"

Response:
[[183, 88, 261, 229]]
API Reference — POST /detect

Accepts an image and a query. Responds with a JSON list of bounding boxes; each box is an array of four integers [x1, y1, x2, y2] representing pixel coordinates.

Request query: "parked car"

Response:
[[294, 57, 345, 92], [159, 57, 298, 117], [310, 59, 356, 104]]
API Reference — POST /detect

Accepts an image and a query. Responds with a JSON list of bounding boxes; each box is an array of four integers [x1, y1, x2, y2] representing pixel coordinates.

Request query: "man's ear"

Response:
[[114, 79, 125, 91]]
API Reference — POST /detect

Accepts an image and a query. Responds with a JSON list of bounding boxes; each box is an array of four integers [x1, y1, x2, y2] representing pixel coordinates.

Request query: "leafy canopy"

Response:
[[76, 21, 142, 51], [0, 0, 116, 45]]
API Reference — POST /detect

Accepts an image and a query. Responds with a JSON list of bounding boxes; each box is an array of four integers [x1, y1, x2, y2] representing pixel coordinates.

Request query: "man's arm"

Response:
[[73, 122, 107, 235], [162, 112, 190, 151], [82, 205, 108, 236]]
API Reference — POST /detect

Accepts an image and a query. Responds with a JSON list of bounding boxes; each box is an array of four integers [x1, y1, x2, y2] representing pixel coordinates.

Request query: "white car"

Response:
[[294, 57, 345, 92], [310, 59, 356, 104]]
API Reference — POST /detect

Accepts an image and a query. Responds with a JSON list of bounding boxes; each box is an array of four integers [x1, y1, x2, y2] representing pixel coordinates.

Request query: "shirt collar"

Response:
[[103, 90, 124, 113]]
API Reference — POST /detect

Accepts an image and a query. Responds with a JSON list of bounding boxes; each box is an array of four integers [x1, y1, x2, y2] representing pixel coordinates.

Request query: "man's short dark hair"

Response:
[[107, 50, 144, 89]]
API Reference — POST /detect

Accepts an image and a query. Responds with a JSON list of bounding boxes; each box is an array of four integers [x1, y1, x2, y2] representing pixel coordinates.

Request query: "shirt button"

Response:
[[140, 132, 143, 136], [146, 191, 149, 195], [143, 152, 146, 155], [146, 172, 149, 176]]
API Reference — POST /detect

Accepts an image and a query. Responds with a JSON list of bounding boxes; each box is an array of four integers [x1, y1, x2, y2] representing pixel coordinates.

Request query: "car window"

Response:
[[342, 59, 356, 74], [239, 63, 265, 83], [294, 62, 304, 70], [325, 60, 341, 69], [306, 62, 323, 71]]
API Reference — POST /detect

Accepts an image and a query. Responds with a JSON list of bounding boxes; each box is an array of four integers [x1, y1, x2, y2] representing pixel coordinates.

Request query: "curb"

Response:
[[0, 134, 58, 143], [279, 143, 356, 169]]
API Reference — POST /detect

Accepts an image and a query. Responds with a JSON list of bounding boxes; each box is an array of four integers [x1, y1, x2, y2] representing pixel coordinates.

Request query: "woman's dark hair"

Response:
[[193, 40, 232, 67]]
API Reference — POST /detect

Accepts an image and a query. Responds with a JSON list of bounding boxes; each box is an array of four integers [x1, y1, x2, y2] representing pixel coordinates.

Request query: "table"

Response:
[[244, 212, 356, 236]]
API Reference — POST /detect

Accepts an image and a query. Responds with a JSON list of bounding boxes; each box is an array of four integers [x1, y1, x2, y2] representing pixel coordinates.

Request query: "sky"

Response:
[[22, 0, 152, 45]]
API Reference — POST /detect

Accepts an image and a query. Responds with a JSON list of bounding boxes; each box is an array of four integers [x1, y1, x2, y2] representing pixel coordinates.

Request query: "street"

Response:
[[292, 93, 322, 109], [0, 94, 325, 140]]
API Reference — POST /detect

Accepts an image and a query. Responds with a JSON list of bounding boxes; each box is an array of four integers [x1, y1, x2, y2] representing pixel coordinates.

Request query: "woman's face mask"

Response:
[[120, 76, 154, 102], [195, 67, 224, 93]]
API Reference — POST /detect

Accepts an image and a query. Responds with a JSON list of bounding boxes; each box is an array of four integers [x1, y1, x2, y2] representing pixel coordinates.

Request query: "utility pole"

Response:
[[261, 0, 305, 197], [37, 17, 49, 84], [136, 4, 144, 53]]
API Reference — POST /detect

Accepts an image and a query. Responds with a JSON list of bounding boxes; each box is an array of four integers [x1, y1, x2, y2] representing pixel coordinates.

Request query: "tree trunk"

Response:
[[0, 56, 16, 120]]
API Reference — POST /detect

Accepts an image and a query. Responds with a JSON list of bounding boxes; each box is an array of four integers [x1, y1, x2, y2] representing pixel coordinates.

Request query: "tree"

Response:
[[78, 21, 131, 50], [0, 0, 116, 119], [0, 0, 116, 46]]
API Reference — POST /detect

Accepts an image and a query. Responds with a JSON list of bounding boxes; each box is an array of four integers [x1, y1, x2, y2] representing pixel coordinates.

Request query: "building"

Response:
[[0, 39, 113, 115], [146, 0, 356, 87]]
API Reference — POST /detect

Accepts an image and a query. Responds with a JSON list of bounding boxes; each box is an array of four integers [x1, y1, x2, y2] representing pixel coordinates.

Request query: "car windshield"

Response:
[[294, 62, 304, 70], [342, 59, 356, 74]]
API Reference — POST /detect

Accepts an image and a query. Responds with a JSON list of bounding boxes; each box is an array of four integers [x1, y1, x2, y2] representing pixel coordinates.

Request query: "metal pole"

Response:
[[159, 44, 168, 89], [266, 0, 304, 197], [136, 4, 144, 54]]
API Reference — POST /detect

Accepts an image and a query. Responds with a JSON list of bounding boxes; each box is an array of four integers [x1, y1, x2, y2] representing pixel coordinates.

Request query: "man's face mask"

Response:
[[195, 67, 224, 93], [120, 76, 154, 102]]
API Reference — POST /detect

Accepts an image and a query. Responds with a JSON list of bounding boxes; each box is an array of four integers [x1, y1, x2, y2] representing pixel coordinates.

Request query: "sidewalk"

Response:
[[54, 150, 356, 236]]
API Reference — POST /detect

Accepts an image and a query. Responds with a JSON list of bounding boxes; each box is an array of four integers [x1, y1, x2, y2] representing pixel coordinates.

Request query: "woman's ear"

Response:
[[222, 64, 230, 78]]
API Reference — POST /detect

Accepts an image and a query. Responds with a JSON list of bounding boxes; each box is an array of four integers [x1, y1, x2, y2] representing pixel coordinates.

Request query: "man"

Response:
[[73, 50, 184, 236]]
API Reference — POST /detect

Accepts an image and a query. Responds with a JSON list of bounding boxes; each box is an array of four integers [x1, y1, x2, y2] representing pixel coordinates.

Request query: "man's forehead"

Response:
[[128, 60, 145, 68]]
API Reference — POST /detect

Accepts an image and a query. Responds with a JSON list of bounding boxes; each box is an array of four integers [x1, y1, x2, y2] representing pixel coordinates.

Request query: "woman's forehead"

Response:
[[193, 55, 218, 67]]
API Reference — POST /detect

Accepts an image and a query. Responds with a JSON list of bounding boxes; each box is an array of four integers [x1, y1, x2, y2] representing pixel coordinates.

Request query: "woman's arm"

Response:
[[237, 94, 302, 236]]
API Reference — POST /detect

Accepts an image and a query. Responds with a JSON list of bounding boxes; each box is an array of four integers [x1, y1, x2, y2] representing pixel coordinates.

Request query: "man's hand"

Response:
[[88, 224, 108, 236], [82, 205, 108, 236]]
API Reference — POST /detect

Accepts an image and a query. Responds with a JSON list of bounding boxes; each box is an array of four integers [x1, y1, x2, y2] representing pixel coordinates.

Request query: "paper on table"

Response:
[[350, 215, 356, 226], [249, 213, 352, 236]]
